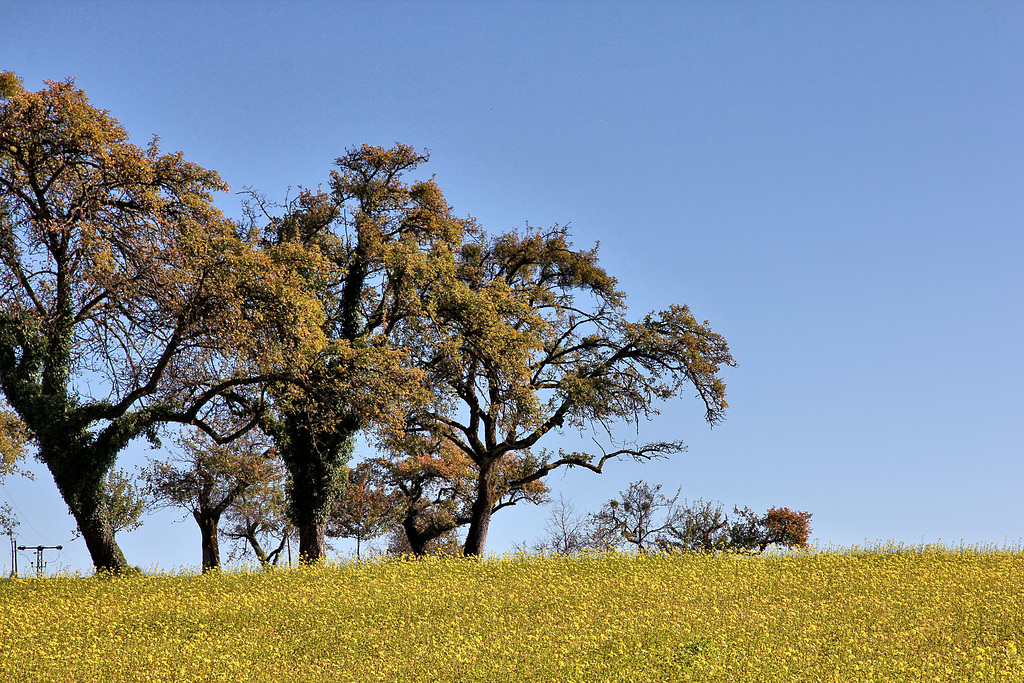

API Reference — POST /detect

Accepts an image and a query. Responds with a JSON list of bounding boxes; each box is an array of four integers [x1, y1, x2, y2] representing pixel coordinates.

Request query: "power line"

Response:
[[1, 483, 51, 543]]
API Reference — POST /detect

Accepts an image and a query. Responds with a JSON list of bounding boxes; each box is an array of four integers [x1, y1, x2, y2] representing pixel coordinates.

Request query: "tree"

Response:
[[725, 506, 813, 554], [326, 460, 401, 561], [360, 436, 547, 556], [521, 494, 593, 556], [0, 400, 29, 479], [0, 73, 324, 571], [250, 144, 467, 563], [98, 467, 146, 536], [385, 524, 463, 557], [143, 430, 279, 572], [1, 398, 30, 549], [222, 465, 293, 569], [663, 498, 731, 552], [391, 225, 736, 555], [0, 503, 16, 539], [530, 481, 813, 555], [588, 481, 687, 552]]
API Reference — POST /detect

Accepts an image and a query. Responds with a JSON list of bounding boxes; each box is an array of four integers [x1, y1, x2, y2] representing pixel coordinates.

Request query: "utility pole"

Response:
[[8, 533, 15, 578], [16, 545, 62, 577]]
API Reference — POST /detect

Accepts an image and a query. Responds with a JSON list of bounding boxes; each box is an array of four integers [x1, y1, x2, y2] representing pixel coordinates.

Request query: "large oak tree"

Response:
[[391, 225, 736, 555], [252, 144, 467, 562], [0, 73, 323, 571]]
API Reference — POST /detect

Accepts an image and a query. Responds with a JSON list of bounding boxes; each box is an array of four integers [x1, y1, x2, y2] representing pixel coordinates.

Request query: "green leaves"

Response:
[[98, 468, 146, 535], [1, 73, 736, 566]]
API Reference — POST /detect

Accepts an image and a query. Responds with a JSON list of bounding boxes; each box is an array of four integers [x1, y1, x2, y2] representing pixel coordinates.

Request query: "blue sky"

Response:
[[2, 1, 1023, 573]]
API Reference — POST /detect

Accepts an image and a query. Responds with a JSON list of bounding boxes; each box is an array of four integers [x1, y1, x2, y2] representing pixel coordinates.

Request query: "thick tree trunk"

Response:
[[47, 451, 130, 573], [76, 510, 130, 573], [194, 511, 222, 572], [402, 517, 429, 556], [274, 410, 353, 566], [288, 446, 333, 563], [297, 519, 327, 563], [401, 510, 461, 557], [462, 465, 495, 556]]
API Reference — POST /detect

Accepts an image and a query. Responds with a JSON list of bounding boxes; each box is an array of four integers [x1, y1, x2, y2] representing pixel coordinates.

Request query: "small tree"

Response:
[[523, 494, 593, 555], [68, 466, 146, 555], [531, 481, 812, 555], [101, 468, 146, 536], [222, 465, 293, 569], [143, 431, 279, 571], [1, 401, 28, 572], [363, 440, 547, 556], [0, 401, 29, 479], [588, 481, 686, 552], [326, 461, 402, 561], [0, 503, 17, 539], [727, 506, 813, 554]]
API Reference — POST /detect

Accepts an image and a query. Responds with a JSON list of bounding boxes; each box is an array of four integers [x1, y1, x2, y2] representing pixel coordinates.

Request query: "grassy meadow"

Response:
[[1, 546, 1022, 682]]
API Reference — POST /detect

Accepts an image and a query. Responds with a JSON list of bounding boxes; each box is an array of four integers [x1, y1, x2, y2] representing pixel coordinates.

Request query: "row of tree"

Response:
[[90, 466, 813, 568], [0, 72, 737, 572]]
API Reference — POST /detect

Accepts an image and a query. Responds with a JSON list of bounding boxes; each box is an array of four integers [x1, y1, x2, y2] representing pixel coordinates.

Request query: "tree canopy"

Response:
[[386, 225, 736, 555], [250, 144, 468, 563], [144, 430, 279, 571], [1, 71, 738, 569], [0, 73, 324, 571]]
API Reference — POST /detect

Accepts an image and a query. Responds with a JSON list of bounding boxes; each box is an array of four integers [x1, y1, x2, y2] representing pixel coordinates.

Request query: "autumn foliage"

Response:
[[735, 506, 813, 553], [1, 71, 740, 567]]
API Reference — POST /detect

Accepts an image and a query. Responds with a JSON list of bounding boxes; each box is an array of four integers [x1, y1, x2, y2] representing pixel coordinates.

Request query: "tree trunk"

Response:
[[462, 464, 495, 556], [297, 519, 327, 563], [76, 509, 130, 573], [241, 523, 279, 568], [402, 517, 429, 556], [47, 452, 130, 573], [244, 528, 269, 566], [273, 409, 352, 566], [194, 511, 222, 572]]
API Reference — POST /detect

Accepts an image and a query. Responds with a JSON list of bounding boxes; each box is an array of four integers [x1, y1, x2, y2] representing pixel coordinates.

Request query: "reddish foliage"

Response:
[[762, 507, 813, 549], [731, 505, 812, 553]]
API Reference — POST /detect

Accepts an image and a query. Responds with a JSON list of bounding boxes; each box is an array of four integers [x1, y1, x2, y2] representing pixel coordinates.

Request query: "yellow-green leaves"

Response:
[[0, 72, 23, 99], [0, 73, 333, 571], [252, 143, 470, 562], [393, 224, 733, 554], [0, 402, 29, 478]]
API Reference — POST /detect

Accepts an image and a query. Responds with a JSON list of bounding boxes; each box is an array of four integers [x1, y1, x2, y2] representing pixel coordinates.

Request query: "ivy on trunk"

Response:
[[0, 73, 324, 572]]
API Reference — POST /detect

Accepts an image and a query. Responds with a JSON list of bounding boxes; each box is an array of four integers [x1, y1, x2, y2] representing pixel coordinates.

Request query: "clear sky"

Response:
[[2, 1, 1023, 574]]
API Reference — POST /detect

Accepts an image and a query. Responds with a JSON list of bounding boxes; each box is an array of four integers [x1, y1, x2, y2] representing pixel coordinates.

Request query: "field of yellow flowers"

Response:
[[1, 546, 1022, 682]]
